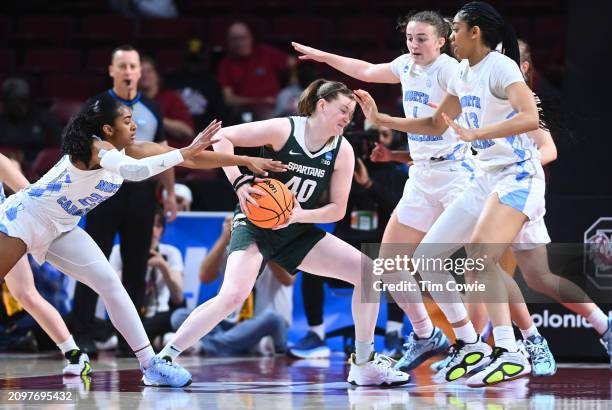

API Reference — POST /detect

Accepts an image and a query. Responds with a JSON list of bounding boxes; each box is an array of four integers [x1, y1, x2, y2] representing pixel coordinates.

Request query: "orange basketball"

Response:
[[245, 178, 294, 229]]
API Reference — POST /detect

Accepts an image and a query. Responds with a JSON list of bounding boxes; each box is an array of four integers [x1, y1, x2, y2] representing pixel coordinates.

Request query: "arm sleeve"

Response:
[[489, 55, 525, 99], [99, 148, 183, 181]]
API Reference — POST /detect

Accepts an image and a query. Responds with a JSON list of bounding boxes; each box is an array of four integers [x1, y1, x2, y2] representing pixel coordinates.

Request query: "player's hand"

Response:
[[244, 157, 287, 176], [353, 157, 372, 187], [441, 112, 480, 142], [235, 179, 266, 218], [163, 193, 178, 223], [147, 249, 167, 270], [181, 120, 222, 160], [354, 89, 381, 125], [273, 196, 302, 230], [370, 142, 393, 162], [292, 42, 327, 62]]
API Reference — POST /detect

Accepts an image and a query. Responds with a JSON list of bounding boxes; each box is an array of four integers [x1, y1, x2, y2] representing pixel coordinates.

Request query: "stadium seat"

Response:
[[23, 49, 81, 73], [29, 147, 62, 180]]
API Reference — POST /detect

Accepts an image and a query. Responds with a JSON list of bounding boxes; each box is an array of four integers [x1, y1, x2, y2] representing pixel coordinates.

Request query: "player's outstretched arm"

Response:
[[0, 153, 29, 191]]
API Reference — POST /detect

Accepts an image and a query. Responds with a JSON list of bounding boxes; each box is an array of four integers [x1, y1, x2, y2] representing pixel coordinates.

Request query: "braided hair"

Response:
[[457, 1, 520, 65], [61, 94, 123, 167]]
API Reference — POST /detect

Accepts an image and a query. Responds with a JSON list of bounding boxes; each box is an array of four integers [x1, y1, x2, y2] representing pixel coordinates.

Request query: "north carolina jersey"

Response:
[[20, 155, 124, 233], [261, 116, 342, 209], [390, 53, 468, 162], [448, 52, 540, 170], [0, 183, 4, 204]]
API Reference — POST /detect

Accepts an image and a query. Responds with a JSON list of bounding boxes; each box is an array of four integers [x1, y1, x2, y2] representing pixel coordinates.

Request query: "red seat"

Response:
[[206, 16, 269, 48], [270, 16, 332, 45], [86, 48, 114, 74], [78, 15, 134, 43], [30, 147, 62, 180], [0, 49, 17, 72], [23, 49, 81, 73], [138, 17, 201, 42], [50, 99, 84, 125], [43, 74, 101, 100], [156, 49, 186, 74], [13, 16, 76, 45], [336, 17, 395, 46], [361, 49, 399, 64]]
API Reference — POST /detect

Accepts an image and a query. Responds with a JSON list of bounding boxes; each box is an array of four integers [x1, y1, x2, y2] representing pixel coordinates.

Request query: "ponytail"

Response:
[[61, 94, 123, 167], [297, 79, 354, 116], [457, 1, 519, 65]]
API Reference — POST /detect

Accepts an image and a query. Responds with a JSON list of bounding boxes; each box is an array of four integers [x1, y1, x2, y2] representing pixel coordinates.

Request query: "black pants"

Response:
[[71, 181, 158, 338], [301, 272, 404, 327]]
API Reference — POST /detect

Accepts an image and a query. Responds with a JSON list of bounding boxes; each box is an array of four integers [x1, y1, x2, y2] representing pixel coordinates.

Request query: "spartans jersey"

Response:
[[261, 116, 343, 210], [448, 52, 540, 170], [390, 53, 468, 163], [19, 154, 124, 234]]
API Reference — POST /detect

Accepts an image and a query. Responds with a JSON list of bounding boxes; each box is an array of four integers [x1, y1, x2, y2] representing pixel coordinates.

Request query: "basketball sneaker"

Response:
[[63, 349, 92, 376], [395, 327, 449, 371], [347, 352, 410, 386], [288, 331, 330, 359], [430, 354, 452, 372], [382, 330, 404, 360], [600, 316, 612, 368], [524, 335, 556, 376], [141, 356, 192, 387], [432, 337, 491, 383], [466, 347, 531, 387]]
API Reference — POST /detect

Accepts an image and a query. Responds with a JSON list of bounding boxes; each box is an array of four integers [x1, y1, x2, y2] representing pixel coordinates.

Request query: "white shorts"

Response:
[[512, 216, 551, 251], [395, 159, 476, 232], [0, 193, 59, 264], [456, 158, 546, 222]]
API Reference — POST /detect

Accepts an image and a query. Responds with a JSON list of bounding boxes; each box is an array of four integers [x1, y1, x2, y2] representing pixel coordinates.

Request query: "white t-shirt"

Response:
[[109, 243, 184, 318], [389, 53, 469, 162], [254, 265, 293, 326], [447, 51, 540, 169]]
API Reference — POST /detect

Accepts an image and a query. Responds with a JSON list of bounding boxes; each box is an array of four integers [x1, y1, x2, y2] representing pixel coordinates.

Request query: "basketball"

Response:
[[245, 178, 294, 228]]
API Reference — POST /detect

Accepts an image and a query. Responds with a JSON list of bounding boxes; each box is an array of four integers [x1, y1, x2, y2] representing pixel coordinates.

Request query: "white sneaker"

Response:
[[466, 347, 531, 387], [63, 350, 92, 376], [347, 352, 410, 387], [255, 336, 275, 356], [432, 338, 491, 383]]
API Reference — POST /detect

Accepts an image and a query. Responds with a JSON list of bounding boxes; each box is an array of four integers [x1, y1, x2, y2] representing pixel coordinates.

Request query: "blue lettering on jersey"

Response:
[[95, 180, 121, 193], [57, 192, 110, 217], [408, 134, 443, 142], [472, 139, 496, 149], [460, 95, 481, 109], [404, 91, 429, 105]]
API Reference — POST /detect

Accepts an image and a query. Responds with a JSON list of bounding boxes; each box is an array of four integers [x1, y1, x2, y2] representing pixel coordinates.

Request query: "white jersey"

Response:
[[448, 52, 540, 170], [0, 183, 4, 205], [390, 53, 469, 163], [20, 154, 124, 234]]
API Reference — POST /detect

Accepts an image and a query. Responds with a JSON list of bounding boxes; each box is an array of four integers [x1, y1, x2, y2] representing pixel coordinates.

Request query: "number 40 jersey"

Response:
[[260, 116, 342, 209]]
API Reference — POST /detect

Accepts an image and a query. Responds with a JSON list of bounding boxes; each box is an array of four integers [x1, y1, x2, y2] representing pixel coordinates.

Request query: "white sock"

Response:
[[587, 309, 609, 335], [454, 321, 478, 344], [386, 320, 403, 335], [412, 316, 434, 339], [158, 343, 182, 363], [309, 324, 325, 341], [355, 340, 374, 365], [520, 324, 540, 340], [493, 326, 517, 352], [57, 335, 79, 354], [135, 344, 156, 368]]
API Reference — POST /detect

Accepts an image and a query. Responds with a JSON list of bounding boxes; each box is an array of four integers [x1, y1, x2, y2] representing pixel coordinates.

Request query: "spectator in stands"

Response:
[[110, 0, 178, 18], [218, 22, 296, 122], [139, 56, 195, 145], [166, 39, 228, 133], [71, 45, 177, 357], [273, 62, 317, 117], [0, 78, 62, 163], [109, 209, 185, 348], [170, 216, 293, 356], [163, 183, 193, 212], [289, 123, 408, 359]]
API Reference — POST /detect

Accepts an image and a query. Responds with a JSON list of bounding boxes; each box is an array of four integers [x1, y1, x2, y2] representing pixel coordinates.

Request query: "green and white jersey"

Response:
[[261, 116, 343, 210]]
